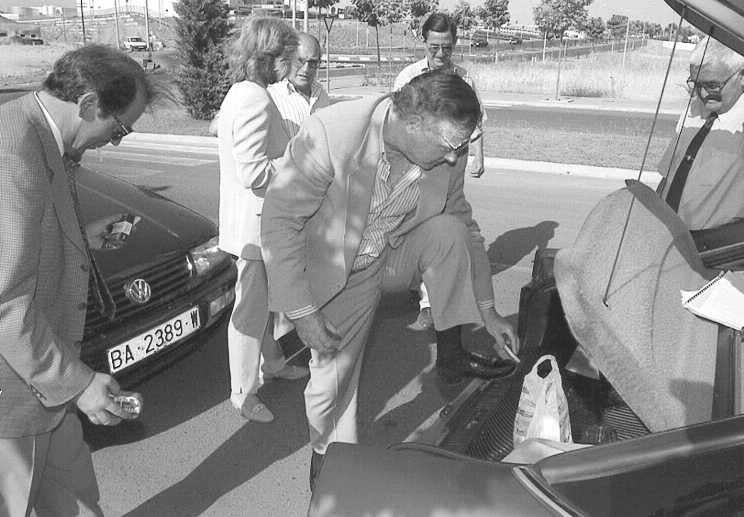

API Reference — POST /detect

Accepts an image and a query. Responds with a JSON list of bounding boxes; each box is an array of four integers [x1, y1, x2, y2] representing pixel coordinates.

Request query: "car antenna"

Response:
[[602, 9, 712, 307]]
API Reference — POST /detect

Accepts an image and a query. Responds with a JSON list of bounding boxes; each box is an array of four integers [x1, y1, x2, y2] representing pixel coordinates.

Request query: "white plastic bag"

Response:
[[513, 355, 572, 447]]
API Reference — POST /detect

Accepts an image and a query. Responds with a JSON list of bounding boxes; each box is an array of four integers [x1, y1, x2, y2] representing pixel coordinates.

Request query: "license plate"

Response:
[[107, 307, 201, 374]]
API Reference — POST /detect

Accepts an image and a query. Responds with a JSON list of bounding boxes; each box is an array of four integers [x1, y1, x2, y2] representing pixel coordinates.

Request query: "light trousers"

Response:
[[227, 258, 285, 402], [0, 411, 102, 517], [306, 215, 484, 453]]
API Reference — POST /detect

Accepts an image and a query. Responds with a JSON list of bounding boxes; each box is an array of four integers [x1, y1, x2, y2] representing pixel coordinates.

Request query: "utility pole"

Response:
[[79, 0, 86, 43], [322, 13, 336, 91], [622, 17, 630, 68], [304, 0, 308, 32], [144, 0, 151, 50], [113, 0, 121, 49], [291, 0, 296, 30]]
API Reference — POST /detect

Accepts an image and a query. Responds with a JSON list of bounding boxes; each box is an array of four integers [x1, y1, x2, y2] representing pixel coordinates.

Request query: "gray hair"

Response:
[[691, 36, 744, 73], [228, 16, 298, 85]]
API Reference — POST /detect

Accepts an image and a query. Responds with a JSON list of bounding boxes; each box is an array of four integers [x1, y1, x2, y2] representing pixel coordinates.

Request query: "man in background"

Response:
[[0, 45, 158, 516], [657, 36, 744, 230], [268, 32, 330, 139], [394, 12, 488, 331]]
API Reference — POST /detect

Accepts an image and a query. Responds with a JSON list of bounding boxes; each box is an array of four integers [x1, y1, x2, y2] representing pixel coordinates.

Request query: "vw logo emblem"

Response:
[[124, 278, 151, 304]]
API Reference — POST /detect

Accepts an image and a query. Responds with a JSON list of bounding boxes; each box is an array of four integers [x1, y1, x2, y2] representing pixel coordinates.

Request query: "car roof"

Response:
[[665, 0, 744, 54]]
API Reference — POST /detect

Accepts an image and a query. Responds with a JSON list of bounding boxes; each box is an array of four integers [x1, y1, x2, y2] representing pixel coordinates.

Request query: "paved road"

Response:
[[78, 136, 648, 516]]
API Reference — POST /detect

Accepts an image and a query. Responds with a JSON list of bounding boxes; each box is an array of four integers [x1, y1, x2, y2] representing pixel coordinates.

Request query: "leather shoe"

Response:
[[437, 354, 516, 385]]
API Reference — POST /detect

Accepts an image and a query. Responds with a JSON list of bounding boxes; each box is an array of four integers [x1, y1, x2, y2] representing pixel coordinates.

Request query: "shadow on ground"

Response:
[[487, 221, 559, 274]]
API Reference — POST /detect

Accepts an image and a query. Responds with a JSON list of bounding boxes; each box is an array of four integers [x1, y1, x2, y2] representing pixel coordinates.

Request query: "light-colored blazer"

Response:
[[217, 81, 291, 260], [0, 94, 94, 438], [261, 95, 492, 314]]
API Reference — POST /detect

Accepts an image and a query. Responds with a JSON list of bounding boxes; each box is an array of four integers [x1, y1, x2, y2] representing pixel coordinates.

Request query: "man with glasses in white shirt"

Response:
[[268, 32, 330, 139], [394, 12, 488, 332]]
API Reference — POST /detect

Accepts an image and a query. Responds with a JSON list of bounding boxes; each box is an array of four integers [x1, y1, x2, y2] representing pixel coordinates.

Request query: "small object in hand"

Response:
[[103, 214, 141, 249], [111, 391, 143, 419]]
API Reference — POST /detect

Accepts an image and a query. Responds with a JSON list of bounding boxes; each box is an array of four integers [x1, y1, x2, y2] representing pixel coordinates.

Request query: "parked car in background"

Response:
[[123, 36, 148, 52], [308, 0, 744, 515], [77, 167, 236, 385]]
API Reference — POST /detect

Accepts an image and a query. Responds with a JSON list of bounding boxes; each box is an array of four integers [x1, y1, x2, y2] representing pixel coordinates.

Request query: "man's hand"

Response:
[[481, 308, 520, 360], [293, 311, 342, 356], [76, 372, 126, 426], [85, 214, 126, 250]]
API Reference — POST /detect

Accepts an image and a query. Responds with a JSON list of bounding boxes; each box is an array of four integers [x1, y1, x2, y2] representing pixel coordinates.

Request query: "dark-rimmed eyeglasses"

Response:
[[686, 69, 742, 96], [297, 56, 321, 69], [111, 114, 133, 142], [426, 44, 453, 55], [442, 134, 470, 156]]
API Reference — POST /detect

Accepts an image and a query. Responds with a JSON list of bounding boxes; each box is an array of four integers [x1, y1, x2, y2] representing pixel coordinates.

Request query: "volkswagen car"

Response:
[[77, 166, 235, 385], [308, 0, 744, 515]]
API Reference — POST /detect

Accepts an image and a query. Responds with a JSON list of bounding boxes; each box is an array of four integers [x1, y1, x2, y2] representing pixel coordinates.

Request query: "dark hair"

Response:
[[392, 69, 481, 135], [421, 12, 457, 41], [42, 44, 157, 116]]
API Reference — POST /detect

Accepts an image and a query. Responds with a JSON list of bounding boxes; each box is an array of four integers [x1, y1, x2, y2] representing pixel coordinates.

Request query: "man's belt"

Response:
[[691, 219, 744, 270]]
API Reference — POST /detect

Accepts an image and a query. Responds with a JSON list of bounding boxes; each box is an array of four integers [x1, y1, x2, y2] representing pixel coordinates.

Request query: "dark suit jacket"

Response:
[[0, 94, 94, 438], [261, 95, 492, 314]]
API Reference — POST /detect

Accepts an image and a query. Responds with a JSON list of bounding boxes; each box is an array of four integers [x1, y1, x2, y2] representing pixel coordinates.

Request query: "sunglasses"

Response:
[[686, 69, 742, 96], [111, 114, 133, 142], [426, 44, 453, 55], [442, 134, 470, 156]]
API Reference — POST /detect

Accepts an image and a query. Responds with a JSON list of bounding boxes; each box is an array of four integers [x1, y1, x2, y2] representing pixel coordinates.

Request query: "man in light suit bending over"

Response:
[[0, 45, 158, 516], [261, 70, 519, 490]]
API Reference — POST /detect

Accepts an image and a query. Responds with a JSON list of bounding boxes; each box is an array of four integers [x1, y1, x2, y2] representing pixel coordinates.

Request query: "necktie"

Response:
[[63, 156, 117, 320], [665, 112, 718, 212]]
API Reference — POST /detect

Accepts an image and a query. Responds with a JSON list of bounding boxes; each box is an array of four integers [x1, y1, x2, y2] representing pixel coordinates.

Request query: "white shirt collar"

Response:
[[683, 94, 744, 133], [34, 92, 64, 157]]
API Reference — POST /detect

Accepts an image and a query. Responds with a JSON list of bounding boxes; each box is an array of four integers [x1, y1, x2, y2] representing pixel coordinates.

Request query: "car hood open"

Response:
[[665, 0, 744, 54]]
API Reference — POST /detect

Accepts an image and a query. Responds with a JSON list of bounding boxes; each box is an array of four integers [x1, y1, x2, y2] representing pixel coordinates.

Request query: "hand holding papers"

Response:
[[681, 271, 744, 330]]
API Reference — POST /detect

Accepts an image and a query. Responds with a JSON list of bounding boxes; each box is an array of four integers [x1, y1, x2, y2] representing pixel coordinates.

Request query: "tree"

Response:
[[478, 0, 509, 30], [452, 0, 477, 31], [585, 16, 605, 40], [533, 0, 593, 39], [350, 0, 405, 67], [606, 14, 628, 38], [174, 0, 232, 120], [408, 0, 438, 36]]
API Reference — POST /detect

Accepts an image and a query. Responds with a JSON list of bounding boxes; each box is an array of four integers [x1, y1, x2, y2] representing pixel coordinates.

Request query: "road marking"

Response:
[[117, 141, 217, 156], [91, 149, 215, 167]]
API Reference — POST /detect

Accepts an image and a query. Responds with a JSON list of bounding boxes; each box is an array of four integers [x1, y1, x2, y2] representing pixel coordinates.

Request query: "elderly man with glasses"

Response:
[[261, 70, 519, 491], [657, 36, 744, 230]]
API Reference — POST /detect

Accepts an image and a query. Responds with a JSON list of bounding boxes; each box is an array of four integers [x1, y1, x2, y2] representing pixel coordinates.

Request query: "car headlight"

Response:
[[188, 237, 232, 278]]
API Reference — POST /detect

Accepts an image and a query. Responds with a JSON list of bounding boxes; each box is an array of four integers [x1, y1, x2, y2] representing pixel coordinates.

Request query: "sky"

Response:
[[1, 0, 683, 26], [440, 0, 680, 26]]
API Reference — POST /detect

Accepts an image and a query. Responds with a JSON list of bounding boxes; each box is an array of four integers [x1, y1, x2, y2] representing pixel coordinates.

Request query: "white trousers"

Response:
[[306, 215, 484, 454], [227, 258, 285, 402]]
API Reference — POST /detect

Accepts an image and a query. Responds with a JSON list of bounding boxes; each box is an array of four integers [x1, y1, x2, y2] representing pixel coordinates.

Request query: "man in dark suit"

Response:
[[0, 45, 158, 516]]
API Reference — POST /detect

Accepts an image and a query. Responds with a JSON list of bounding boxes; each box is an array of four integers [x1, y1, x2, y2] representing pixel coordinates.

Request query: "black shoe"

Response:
[[436, 354, 517, 385], [309, 450, 325, 492]]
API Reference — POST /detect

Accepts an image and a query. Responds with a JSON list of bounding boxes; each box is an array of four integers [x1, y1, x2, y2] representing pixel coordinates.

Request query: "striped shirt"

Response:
[[285, 115, 422, 319], [352, 153, 422, 271], [267, 79, 330, 140]]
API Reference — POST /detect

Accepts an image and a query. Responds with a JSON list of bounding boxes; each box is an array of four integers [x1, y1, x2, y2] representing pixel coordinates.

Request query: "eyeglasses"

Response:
[[297, 56, 321, 69], [442, 134, 470, 156], [111, 114, 133, 142], [426, 44, 453, 55], [686, 69, 742, 96]]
